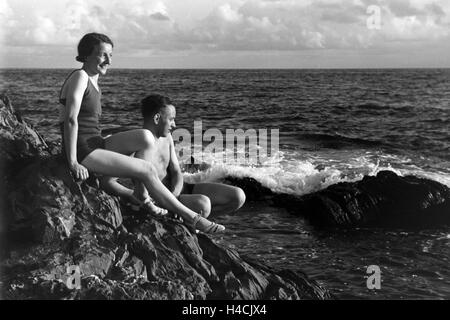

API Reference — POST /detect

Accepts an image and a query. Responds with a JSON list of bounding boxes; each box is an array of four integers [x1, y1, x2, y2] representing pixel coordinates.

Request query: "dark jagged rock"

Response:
[[0, 94, 50, 162], [223, 172, 450, 228], [0, 95, 330, 300], [223, 177, 276, 202], [280, 170, 450, 228], [1, 94, 51, 243]]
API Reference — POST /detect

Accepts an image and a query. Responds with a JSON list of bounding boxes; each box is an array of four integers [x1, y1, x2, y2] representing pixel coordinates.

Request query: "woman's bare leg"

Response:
[[82, 149, 200, 221], [104, 129, 154, 200], [95, 130, 225, 232]]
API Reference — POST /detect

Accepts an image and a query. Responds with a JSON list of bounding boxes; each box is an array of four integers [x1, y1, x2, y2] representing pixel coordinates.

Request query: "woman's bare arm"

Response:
[[63, 70, 89, 180]]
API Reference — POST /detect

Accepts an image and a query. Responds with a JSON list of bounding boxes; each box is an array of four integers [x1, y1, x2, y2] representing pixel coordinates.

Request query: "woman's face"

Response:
[[84, 42, 113, 76]]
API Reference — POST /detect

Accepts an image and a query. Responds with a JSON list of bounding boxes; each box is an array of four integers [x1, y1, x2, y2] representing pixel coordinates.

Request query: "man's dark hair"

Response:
[[141, 94, 172, 119], [76, 33, 114, 63]]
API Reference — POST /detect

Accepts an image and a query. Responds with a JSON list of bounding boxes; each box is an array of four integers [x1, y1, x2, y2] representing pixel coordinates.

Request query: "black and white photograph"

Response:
[[1, 0, 449, 303]]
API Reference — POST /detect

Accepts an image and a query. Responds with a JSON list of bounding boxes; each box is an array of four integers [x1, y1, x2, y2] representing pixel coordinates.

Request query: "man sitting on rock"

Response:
[[100, 94, 246, 220]]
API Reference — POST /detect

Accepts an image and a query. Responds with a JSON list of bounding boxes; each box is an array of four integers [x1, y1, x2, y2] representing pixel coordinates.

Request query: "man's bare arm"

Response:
[[167, 134, 184, 197]]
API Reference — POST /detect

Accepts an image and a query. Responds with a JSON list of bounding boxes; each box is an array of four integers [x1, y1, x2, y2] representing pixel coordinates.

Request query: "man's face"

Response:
[[157, 105, 176, 137]]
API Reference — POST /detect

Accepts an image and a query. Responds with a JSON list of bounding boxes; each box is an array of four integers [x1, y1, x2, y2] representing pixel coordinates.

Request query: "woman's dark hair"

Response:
[[76, 33, 114, 63]]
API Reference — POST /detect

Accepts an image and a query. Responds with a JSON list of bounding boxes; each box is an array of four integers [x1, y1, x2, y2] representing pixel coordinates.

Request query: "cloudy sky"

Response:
[[1, 0, 450, 68]]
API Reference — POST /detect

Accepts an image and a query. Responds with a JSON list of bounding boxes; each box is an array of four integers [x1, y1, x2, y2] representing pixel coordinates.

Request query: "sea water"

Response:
[[1, 68, 449, 299]]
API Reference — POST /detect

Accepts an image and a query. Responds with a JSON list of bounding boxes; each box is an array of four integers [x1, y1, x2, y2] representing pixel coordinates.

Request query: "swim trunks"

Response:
[[59, 123, 105, 163], [181, 182, 195, 195]]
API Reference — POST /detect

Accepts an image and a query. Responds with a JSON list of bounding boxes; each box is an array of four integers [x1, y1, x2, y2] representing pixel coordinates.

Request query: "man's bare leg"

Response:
[[104, 129, 164, 212], [190, 183, 246, 215], [178, 194, 212, 218], [99, 176, 167, 215], [93, 130, 225, 233], [100, 176, 135, 201], [82, 149, 225, 233], [104, 130, 153, 200]]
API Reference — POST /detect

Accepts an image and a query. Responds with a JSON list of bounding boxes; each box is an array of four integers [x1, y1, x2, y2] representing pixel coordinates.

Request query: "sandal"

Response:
[[139, 197, 168, 216], [122, 196, 168, 216], [188, 214, 225, 234]]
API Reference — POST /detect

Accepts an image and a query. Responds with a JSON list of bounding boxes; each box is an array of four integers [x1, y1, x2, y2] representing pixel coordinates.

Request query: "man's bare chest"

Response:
[[150, 140, 170, 178]]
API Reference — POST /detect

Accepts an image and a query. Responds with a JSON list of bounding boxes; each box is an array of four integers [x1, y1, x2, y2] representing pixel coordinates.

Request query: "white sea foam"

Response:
[[181, 148, 450, 196]]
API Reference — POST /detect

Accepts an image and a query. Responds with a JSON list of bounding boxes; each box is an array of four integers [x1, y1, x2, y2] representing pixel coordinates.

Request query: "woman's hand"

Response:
[[69, 161, 89, 181]]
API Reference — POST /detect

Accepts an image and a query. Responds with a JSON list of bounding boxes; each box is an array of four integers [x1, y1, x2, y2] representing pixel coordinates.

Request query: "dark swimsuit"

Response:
[[59, 70, 105, 163], [181, 182, 195, 195]]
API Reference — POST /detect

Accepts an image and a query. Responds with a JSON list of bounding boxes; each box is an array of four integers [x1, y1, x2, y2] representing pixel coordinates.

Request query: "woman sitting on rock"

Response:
[[59, 32, 225, 234]]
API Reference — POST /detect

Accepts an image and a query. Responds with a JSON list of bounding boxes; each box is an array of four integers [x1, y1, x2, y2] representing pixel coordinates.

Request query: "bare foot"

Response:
[[141, 198, 168, 216]]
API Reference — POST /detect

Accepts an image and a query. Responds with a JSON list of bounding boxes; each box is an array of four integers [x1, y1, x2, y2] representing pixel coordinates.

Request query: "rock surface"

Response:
[[224, 172, 450, 228], [0, 95, 330, 300]]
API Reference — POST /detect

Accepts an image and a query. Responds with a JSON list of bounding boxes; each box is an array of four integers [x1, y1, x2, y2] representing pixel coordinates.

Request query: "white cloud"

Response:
[[1, 0, 450, 67], [4, 0, 450, 50], [218, 3, 242, 23], [127, 0, 169, 18], [366, 0, 450, 43], [30, 16, 57, 44], [0, 1, 11, 46], [0, 0, 13, 17]]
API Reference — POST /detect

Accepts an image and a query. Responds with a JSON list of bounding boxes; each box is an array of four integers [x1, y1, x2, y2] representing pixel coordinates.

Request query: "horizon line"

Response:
[[1, 66, 450, 70]]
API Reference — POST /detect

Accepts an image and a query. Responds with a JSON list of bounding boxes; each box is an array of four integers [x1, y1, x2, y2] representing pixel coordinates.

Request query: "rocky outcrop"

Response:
[[278, 171, 450, 228], [224, 172, 450, 228], [1, 94, 49, 242], [0, 95, 330, 300]]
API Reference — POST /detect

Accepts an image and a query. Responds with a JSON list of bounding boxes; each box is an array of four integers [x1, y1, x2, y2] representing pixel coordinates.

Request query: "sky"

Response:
[[1, 0, 450, 68]]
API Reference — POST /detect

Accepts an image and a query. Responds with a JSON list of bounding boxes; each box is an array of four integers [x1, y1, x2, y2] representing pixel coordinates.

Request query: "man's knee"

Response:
[[232, 187, 246, 211], [137, 129, 154, 149], [196, 195, 211, 218]]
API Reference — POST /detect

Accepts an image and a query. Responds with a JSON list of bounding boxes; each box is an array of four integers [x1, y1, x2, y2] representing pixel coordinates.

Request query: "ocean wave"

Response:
[[181, 148, 450, 197]]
